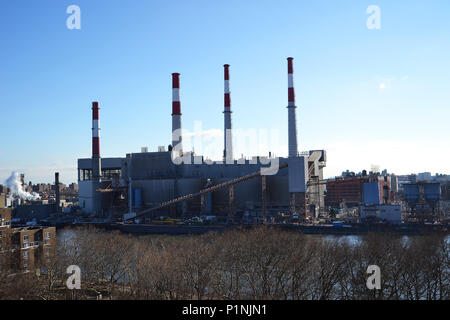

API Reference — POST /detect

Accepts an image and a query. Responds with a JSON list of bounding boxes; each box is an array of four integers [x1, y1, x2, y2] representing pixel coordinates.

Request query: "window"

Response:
[[79, 169, 93, 181], [23, 235, 29, 243], [23, 251, 29, 260], [45, 232, 51, 240], [101, 168, 122, 180]]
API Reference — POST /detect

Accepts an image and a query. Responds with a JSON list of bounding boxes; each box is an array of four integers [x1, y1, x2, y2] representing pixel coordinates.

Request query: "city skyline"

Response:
[[1, 0, 449, 184]]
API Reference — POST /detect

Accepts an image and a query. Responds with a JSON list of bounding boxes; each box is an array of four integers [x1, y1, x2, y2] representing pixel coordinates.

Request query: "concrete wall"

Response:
[[78, 180, 94, 213]]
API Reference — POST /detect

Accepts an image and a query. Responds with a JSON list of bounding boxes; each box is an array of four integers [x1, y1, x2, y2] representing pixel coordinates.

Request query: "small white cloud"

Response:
[[379, 83, 387, 89]]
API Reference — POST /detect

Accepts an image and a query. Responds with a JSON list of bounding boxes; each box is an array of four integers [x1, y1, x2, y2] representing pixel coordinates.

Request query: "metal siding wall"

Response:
[[363, 182, 380, 205], [177, 178, 204, 196], [288, 157, 308, 193], [78, 180, 94, 213], [132, 180, 175, 204]]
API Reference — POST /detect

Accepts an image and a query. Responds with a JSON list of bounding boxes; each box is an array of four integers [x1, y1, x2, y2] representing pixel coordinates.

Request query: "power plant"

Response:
[[3, 58, 447, 231], [77, 58, 327, 221]]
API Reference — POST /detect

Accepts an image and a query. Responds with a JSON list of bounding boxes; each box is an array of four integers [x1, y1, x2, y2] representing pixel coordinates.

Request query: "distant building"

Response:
[[326, 177, 364, 208], [69, 183, 79, 192], [442, 182, 450, 201], [417, 172, 432, 182], [390, 174, 399, 193], [52, 183, 65, 192], [0, 208, 12, 227], [397, 174, 417, 184], [32, 183, 52, 193], [435, 174, 450, 183], [360, 205, 402, 224], [0, 194, 7, 209], [403, 182, 441, 222], [326, 174, 392, 208]]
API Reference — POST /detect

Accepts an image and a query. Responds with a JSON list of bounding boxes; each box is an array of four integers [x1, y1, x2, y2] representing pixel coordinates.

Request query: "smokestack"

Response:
[[55, 172, 60, 212], [171, 73, 183, 154], [91, 102, 102, 215], [92, 102, 101, 179], [287, 57, 298, 158], [223, 64, 233, 163]]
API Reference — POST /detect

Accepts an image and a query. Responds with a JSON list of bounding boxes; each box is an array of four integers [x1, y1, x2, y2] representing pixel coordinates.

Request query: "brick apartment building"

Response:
[[0, 208, 56, 272]]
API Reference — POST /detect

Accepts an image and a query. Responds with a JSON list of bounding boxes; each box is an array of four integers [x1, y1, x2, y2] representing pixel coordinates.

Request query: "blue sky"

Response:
[[0, 0, 449, 184]]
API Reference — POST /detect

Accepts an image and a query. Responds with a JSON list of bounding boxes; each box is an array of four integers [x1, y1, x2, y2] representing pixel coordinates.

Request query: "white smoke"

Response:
[[4, 171, 40, 201]]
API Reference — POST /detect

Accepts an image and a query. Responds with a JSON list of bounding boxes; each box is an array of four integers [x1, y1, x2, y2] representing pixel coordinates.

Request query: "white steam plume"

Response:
[[5, 171, 40, 201]]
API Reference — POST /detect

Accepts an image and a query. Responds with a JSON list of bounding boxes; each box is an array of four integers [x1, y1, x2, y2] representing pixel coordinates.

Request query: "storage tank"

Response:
[[403, 184, 420, 203], [424, 183, 440, 202]]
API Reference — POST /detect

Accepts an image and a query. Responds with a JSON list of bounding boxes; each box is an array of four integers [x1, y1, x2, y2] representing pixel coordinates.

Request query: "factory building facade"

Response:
[[77, 58, 327, 219], [325, 174, 393, 209]]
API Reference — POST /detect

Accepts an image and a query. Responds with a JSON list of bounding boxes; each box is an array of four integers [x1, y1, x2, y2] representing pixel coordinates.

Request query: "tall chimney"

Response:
[[92, 102, 102, 215], [92, 102, 101, 179], [171, 73, 183, 154], [287, 57, 298, 158], [55, 172, 60, 212], [223, 64, 233, 163]]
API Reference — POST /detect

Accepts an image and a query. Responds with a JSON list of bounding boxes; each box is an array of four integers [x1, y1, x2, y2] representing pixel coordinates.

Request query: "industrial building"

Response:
[[403, 182, 441, 222], [10, 173, 63, 222], [360, 205, 402, 224], [77, 58, 327, 220], [325, 174, 393, 209]]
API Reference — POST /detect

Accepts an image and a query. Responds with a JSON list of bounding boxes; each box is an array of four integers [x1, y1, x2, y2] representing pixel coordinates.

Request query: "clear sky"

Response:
[[1, 0, 449, 184]]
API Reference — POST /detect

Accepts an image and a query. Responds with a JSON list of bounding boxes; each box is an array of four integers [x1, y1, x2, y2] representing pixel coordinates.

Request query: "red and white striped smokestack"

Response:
[[287, 58, 295, 107], [91, 102, 102, 214], [223, 64, 233, 163], [92, 102, 100, 157], [224, 64, 231, 110], [287, 57, 298, 158], [92, 102, 101, 183], [172, 73, 181, 115], [171, 73, 183, 154]]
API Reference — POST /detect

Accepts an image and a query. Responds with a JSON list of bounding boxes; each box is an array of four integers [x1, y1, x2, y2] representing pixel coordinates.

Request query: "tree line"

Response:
[[0, 227, 449, 300]]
